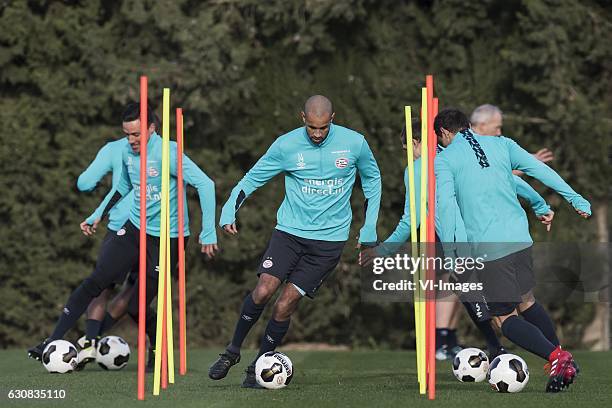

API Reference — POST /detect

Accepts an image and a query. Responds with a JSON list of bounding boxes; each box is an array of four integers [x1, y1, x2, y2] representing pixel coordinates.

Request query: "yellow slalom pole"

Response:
[[405, 106, 422, 389], [153, 88, 171, 396], [166, 169, 175, 384], [418, 87, 428, 395]]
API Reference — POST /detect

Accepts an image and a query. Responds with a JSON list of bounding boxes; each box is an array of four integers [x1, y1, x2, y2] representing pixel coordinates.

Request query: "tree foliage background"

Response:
[[0, 0, 610, 348]]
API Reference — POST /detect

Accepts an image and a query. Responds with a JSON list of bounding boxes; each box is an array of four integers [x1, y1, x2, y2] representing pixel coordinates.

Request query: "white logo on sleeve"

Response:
[[296, 153, 306, 169], [262, 258, 274, 269]]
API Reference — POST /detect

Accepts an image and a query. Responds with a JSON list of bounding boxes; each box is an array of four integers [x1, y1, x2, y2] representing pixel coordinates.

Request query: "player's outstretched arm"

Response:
[[76, 143, 113, 192], [219, 140, 285, 234], [513, 175, 550, 217], [506, 138, 591, 218], [85, 161, 130, 227], [81, 161, 133, 236], [384, 168, 415, 245], [512, 147, 554, 177], [175, 150, 217, 248], [513, 175, 555, 231], [356, 139, 382, 244]]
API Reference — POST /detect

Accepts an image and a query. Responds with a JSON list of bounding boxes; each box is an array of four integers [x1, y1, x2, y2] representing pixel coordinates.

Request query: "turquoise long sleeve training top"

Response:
[[220, 124, 382, 243]]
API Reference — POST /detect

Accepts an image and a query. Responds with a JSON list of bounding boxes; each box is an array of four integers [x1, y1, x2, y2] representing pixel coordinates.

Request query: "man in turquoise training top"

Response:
[[208, 95, 382, 388], [28, 102, 218, 363], [70, 104, 159, 371], [434, 107, 590, 393]]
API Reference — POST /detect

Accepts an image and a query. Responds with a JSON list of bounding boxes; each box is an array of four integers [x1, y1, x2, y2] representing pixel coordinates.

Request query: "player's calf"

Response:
[[146, 347, 155, 373]]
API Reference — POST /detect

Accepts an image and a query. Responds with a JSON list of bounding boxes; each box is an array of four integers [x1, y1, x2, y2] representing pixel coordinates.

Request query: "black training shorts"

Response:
[[477, 246, 535, 316], [257, 229, 345, 298]]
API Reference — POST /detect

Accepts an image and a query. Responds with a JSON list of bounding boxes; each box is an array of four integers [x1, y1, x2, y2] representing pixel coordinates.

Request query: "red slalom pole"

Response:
[[426, 75, 436, 400], [137, 76, 148, 401], [176, 108, 186, 375]]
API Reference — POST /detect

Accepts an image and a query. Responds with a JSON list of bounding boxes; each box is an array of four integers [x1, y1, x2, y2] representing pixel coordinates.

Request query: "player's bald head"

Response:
[[303, 95, 334, 118], [301, 95, 335, 144]]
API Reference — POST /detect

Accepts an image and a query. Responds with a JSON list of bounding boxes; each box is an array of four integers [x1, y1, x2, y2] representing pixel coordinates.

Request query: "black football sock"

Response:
[[436, 328, 450, 348], [462, 302, 502, 352], [145, 309, 157, 348], [256, 318, 291, 360], [501, 315, 556, 360], [447, 329, 458, 348], [521, 302, 560, 346], [85, 319, 102, 341], [50, 279, 102, 340], [227, 293, 266, 355], [99, 312, 117, 335]]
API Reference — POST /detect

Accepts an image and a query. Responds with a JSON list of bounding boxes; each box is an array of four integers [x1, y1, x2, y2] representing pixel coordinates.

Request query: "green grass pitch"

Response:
[[1, 349, 611, 407]]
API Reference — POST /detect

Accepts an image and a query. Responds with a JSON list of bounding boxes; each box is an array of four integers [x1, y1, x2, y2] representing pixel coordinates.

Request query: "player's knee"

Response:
[[518, 292, 535, 312], [109, 297, 129, 318], [251, 287, 273, 305], [252, 278, 278, 305], [494, 310, 518, 329]]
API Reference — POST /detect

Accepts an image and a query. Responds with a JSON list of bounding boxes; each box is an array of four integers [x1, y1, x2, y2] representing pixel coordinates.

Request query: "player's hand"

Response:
[[359, 246, 378, 267], [201, 243, 218, 259], [533, 148, 554, 163], [80, 219, 100, 236], [575, 209, 590, 219], [222, 223, 238, 235], [538, 210, 554, 232]]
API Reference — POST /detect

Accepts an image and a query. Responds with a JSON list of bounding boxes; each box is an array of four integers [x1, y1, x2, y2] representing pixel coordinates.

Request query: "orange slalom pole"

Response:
[[426, 75, 436, 400], [429, 97, 439, 401], [137, 76, 148, 401], [176, 108, 186, 375], [422, 75, 435, 385]]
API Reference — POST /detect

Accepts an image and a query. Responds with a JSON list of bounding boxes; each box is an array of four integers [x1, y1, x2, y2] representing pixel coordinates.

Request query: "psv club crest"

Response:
[[335, 158, 349, 169], [148, 167, 159, 177]]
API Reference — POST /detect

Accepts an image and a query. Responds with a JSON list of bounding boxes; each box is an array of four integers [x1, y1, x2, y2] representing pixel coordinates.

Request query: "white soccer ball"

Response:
[[96, 336, 130, 370], [255, 351, 294, 389], [42, 340, 78, 373], [452, 347, 489, 382], [487, 353, 530, 393]]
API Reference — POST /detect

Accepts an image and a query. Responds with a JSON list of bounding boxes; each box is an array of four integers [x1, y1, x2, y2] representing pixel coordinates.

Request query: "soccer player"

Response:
[[435, 104, 559, 359], [28, 102, 218, 362], [208, 95, 381, 388], [471, 104, 555, 175], [367, 122, 552, 360], [73, 114, 159, 370], [434, 108, 590, 392]]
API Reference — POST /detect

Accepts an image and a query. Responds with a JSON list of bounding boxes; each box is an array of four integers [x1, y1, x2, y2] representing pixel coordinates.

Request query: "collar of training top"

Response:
[[303, 123, 336, 147]]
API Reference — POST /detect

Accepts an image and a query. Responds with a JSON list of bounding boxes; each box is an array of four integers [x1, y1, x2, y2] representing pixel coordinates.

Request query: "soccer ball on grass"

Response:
[[255, 351, 294, 389], [452, 347, 489, 382], [42, 340, 78, 374], [487, 353, 529, 393], [96, 336, 130, 370]]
